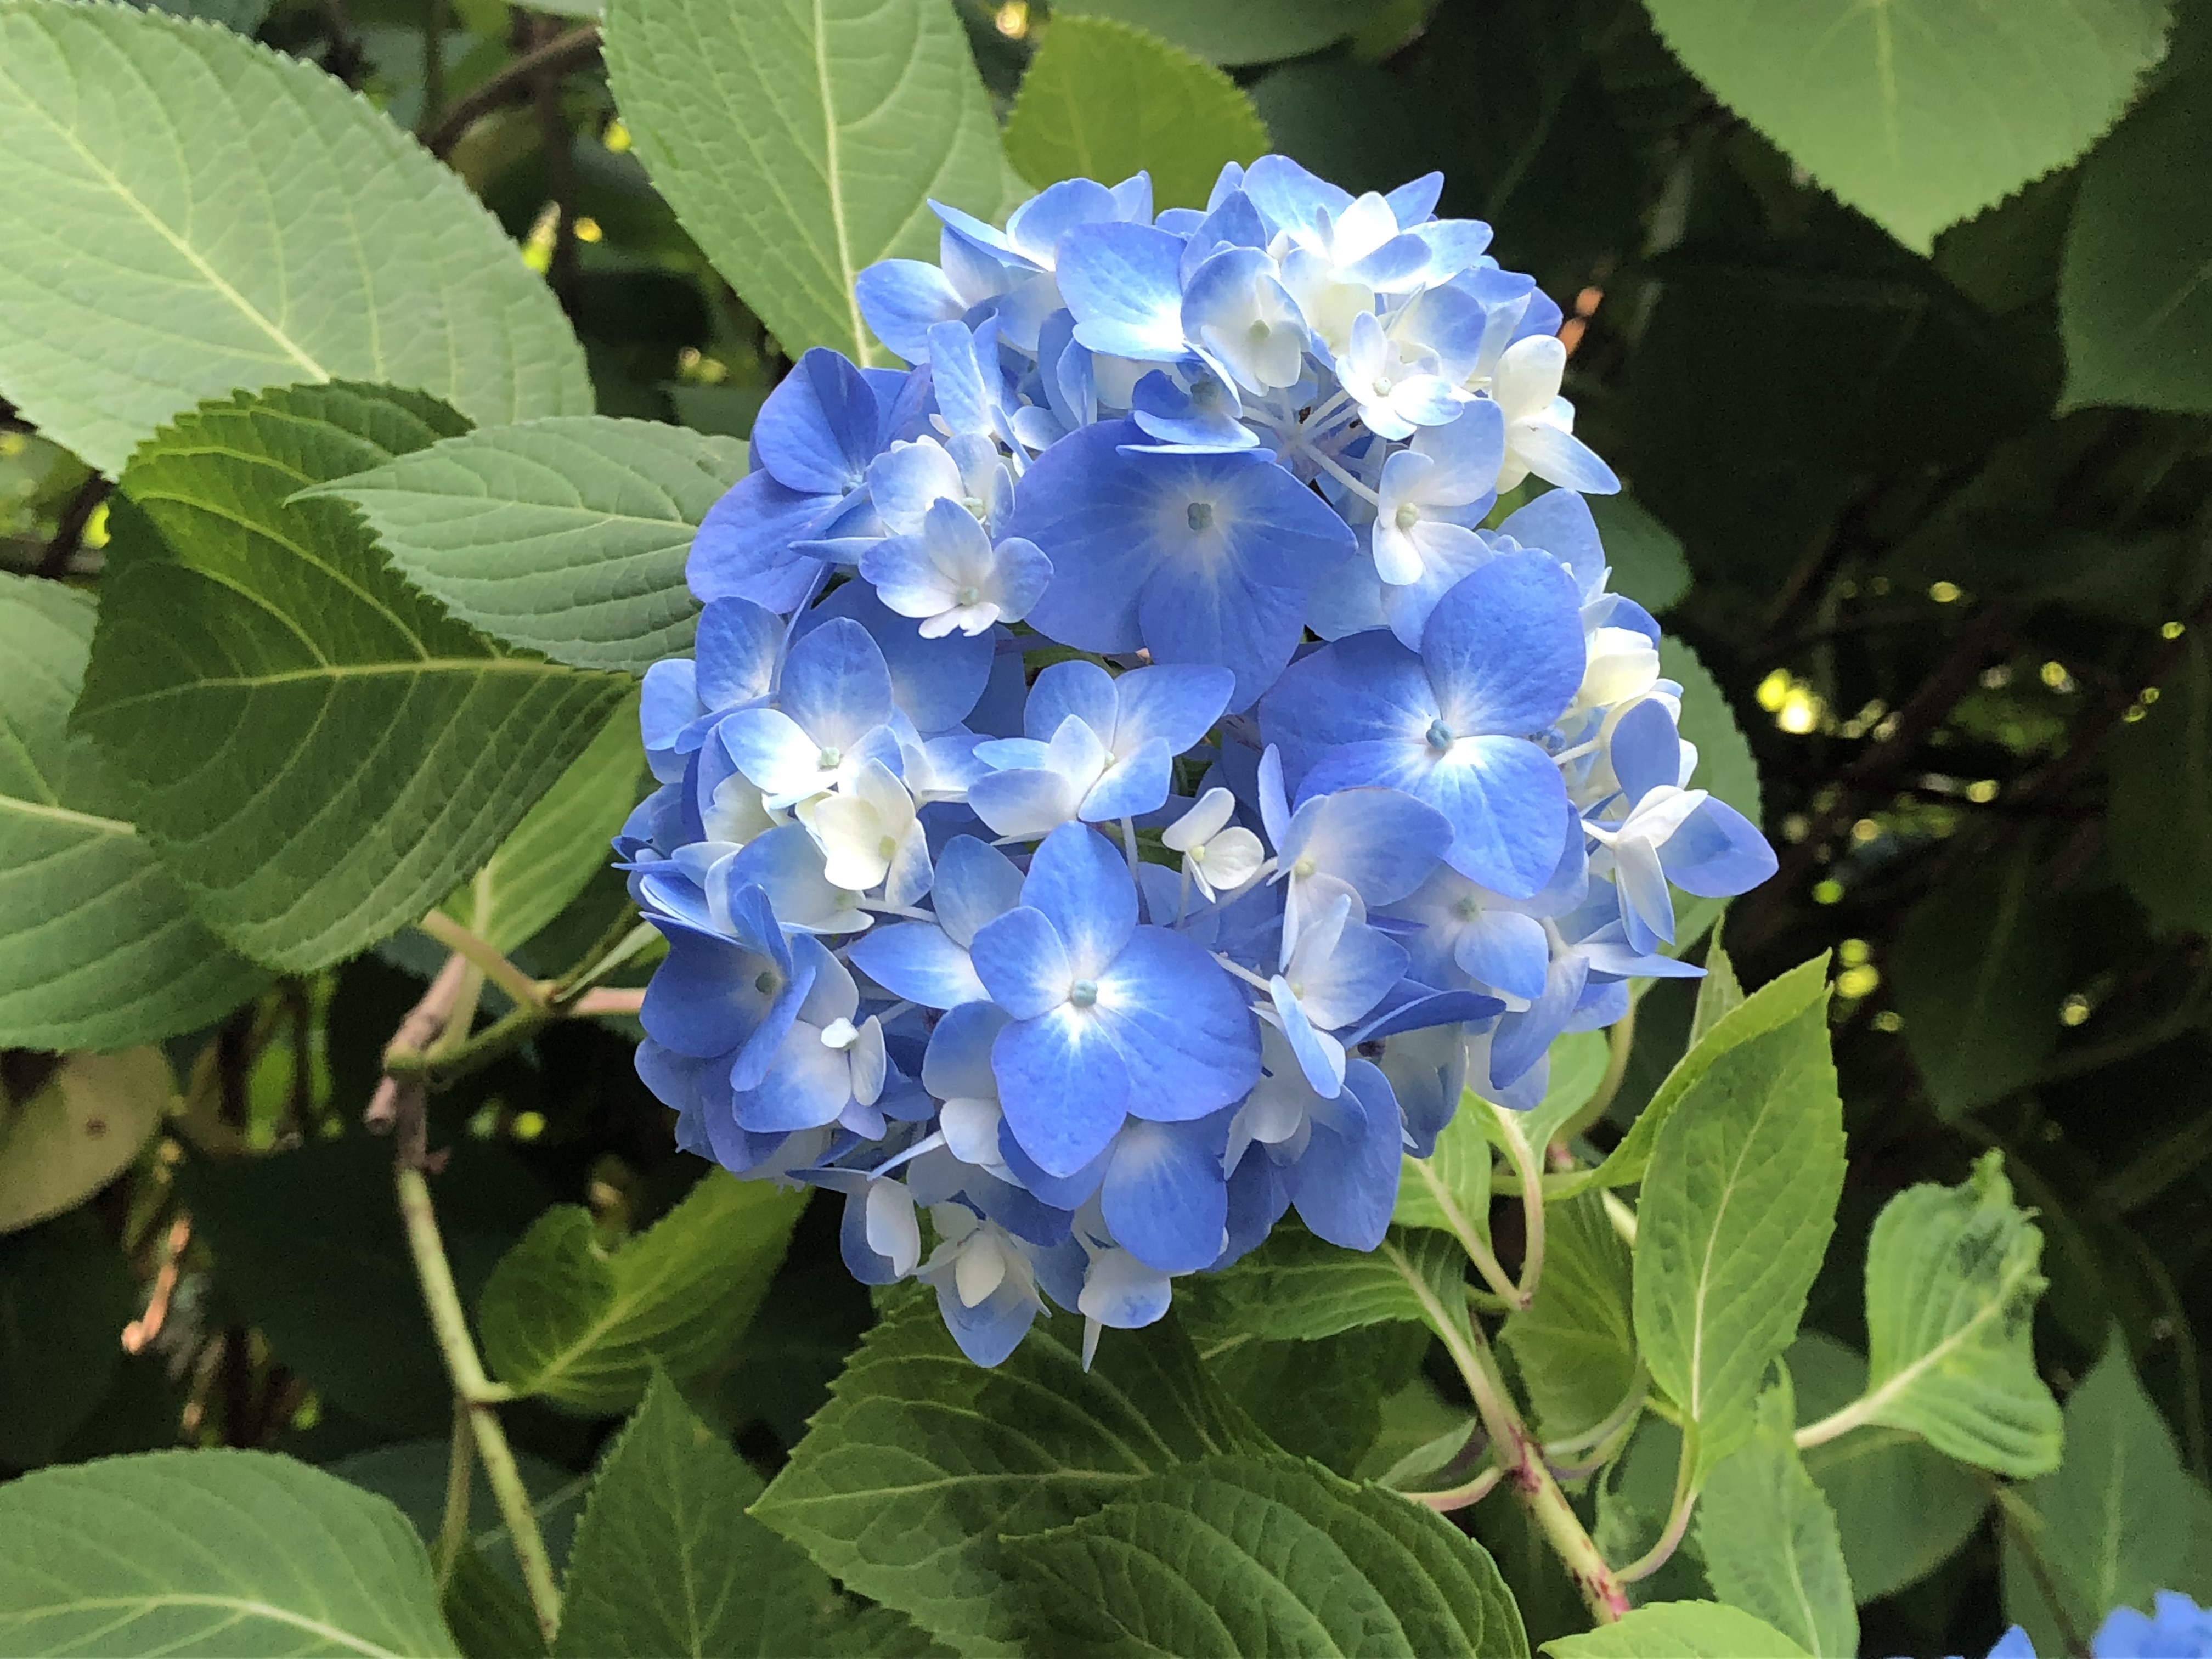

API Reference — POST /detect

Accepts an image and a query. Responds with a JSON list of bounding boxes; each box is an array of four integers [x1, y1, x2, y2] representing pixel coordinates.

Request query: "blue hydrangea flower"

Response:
[[616, 154, 1782, 1368]]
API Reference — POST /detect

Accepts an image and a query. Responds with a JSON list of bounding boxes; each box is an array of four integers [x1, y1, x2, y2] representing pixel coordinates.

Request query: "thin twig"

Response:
[[1489, 1102, 1548, 1306], [414, 912, 545, 1011], [1616, 1422, 1701, 1583], [421, 24, 601, 159], [1409, 1466, 1504, 1513]]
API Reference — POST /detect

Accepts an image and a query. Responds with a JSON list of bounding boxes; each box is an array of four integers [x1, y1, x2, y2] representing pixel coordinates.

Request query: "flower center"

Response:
[[1426, 719, 1454, 752], [754, 969, 781, 995], [1453, 896, 1482, 922], [1247, 319, 1272, 346], [1374, 374, 1393, 394], [955, 585, 981, 605], [1069, 978, 1098, 1008], [878, 833, 899, 859], [1186, 501, 1215, 532], [1188, 842, 1207, 862], [1292, 856, 1316, 879], [1395, 502, 1421, 531], [962, 494, 987, 518], [1192, 379, 1222, 408], [817, 744, 842, 769]]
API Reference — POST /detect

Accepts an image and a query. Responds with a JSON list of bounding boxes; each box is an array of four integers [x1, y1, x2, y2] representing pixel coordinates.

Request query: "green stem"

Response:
[[1386, 1238, 1630, 1624], [434, 1393, 474, 1595], [1408, 1465, 1503, 1513], [415, 911, 546, 1011], [1560, 1000, 1637, 1149], [1617, 1421, 1701, 1583], [397, 1164, 558, 1641], [1488, 1101, 1547, 1304]]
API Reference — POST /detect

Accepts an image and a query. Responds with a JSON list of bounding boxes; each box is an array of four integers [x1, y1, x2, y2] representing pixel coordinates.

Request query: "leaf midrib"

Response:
[[2, 1592, 409, 1658]]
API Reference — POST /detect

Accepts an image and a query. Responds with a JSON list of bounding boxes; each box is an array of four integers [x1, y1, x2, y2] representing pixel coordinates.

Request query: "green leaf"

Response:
[[0, 1047, 172, 1234], [0, 0, 586, 477], [307, 419, 748, 674], [1542, 1600, 1811, 1657], [1501, 1195, 1637, 1442], [441, 692, 644, 954], [2109, 636, 2212, 933], [2001, 1333, 2210, 1653], [2060, 66, 2212, 413], [1696, 1382, 1857, 1658], [753, 1295, 1263, 1656], [1587, 492, 1692, 616], [72, 383, 632, 973], [1056, 0, 1354, 65], [1789, 1333, 1990, 1603], [1206, 1323, 1430, 1477], [0, 1447, 459, 1656], [1891, 851, 2066, 1118], [327, 1438, 583, 1594], [1179, 1221, 1454, 1345], [1633, 998, 1845, 1476], [184, 1137, 548, 1436], [1394, 1094, 1492, 1243], [1510, 1026, 1613, 1155], [602, 0, 1021, 365], [1686, 935, 1744, 1051], [1849, 1151, 2061, 1477], [0, 1211, 136, 1468], [1638, 0, 2170, 251], [0, 574, 265, 1049], [1004, 16, 1269, 213], [1559, 954, 1831, 1199], [442, 1543, 545, 1659], [1005, 1452, 1529, 1658], [556, 1372, 916, 1658], [479, 1171, 805, 1414]]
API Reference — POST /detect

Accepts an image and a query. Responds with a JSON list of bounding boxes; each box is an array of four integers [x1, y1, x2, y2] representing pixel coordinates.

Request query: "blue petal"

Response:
[[934, 1273, 1041, 1367], [1114, 663, 1237, 755], [923, 998, 1008, 1102], [1272, 976, 1347, 1097], [1660, 798, 1779, 898], [1498, 487, 1605, 589], [848, 922, 986, 1009], [640, 921, 771, 1059], [1081, 739, 1173, 821], [1291, 1059, 1402, 1250], [689, 470, 833, 612], [1458, 910, 1550, 1003], [640, 660, 699, 777], [1094, 927, 1262, 1122], [1491, 949, 1590, 1085], [1139, 565, 1308, 713], [993, 1007, 1132, 1176], [998, 1122, 1111, 1209], [931, 834, 1026, 946], [1023, 659, 1119, 743], [798, 578, 991, 735], [1421, 551, 1586, 736], [1426, 735, 1574, 897], [1004, 176, 1122, 264], [1610, 698, 1681, 808], [751, 348, 881, 495], [1259, 628, 1435, 787], [1385, 172, 1443, 224], [1008, 422, 1167, 653], [855, 258, 966, 362], [969, 906, 1073, 1020], [1218, 1147, 1291, 1266], [695, 597, 782, 710], [1056, 222, 1190, 359], [733, 1021, 852, 1132], [1278, 787, 1453, 909], [1103, 1115, 1232, 1273], [780, 617, 895, 749], [1020, 823, 1137, 978], [1240, 155, 1351, 241]]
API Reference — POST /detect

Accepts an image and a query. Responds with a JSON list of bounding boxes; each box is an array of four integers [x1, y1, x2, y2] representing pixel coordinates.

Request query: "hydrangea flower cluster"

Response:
[[619, 157, 1778, 1366], [1985, 1591, 2212, 1658]]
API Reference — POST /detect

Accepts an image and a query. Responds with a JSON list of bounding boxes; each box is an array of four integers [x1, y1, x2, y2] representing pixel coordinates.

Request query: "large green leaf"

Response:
[[1633, 999, 1845, 1476], [1543, 1600, 1810, 1657], [1891, 853, 2066, 1118], [1555, 955, 1830, 1199], [1005, 1452, 1528, 1658], [1509, 1027, 1613, 1155], [2108, 636, 2212, 934], [1003, 16, 1268, 213], [0, 1448, 459, 1656], [1205, 1323, 1429, 1477], [2060, 66, 2212, 413], [1587, 492, 1691, 617], [1178, 1222, 1455, 1346], [602, 0, 1022, 365], [72, 383, 631, 973], [1788, 1334, 1990, 1604], [0, 1048, 172, 1234], [1057, 0, 1354, 66], [1639, 0, 2170, 251], [1695, 1383, 1857, 1658], [1849, 1152, 2061, 1477], [0, 0, 586, 477], [0, 575, 264, 1049], [479, 1171, 804, 1414], [556, 1373, 939, 1657], [307, 419, 748, 674], [0, 1211, 136, 1469], [329, 1437, 583, 1594], [440, 692, 644, 954], [753, 1295, 1262, 1656], [1501, 1195, 1637, 1442], [2001, 1335, 2212, 1654]]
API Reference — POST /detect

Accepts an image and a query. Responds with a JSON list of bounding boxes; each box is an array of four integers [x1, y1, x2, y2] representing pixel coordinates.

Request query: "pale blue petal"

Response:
[[1426, 735, 1573, 896], [1024, 658, 1119, 743], [1272, 975, 1347, 1097], [1458, 910, 1550, 1003], [969, 905, 1072, 1020], [856, 259, 966, 362], [1278, 787, 1453, 909], [1095, 927, 1261, 1121], [689, 470, 832, 612], [1291, 1059, 1403, 1250], [1114, 663, 1236, 755], [923, 998, 1008, 1102], [1020, 823, 1138, 976], [1660, 799, 1779, 898], [1057, 222, 1190, 359], [1005, 176, 1120, 264], [848, 922, 987, 1009], [968, 764, 1086, 840], [695, 598, 782, 710], [1421, 551, 1586, 736], [751, 348, 880, 494], [993, 1007, 1132, 1176], [1103, 1115, 1231, 1273], [1514, 421, 1620, 494], [932, 834, 1026, 946], [734, 1022, 852, 1132], [934, 1273, 1040, 1368], [1081, 740, 1173, 821], [779, 616, 896, 749]]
